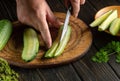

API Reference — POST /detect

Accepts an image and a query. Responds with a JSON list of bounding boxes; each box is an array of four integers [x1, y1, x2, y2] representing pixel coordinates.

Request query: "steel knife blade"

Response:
[[60, 7, 71, 41]]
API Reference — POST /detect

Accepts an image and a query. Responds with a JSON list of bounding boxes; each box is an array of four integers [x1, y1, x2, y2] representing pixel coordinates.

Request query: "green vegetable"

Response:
[[22, 28, 39, 62], [0, 58, 19, 81], [44, 26, 62, 58], [92, 49, 109, 63], [98, 10, 118, 31], [92, 41, 120, 63], [54, 25, 71, 57], [109, 18, 120, 36], [90, 10, 113, 27], [0, 19, 12, 50], [44, 25, 71, 58]]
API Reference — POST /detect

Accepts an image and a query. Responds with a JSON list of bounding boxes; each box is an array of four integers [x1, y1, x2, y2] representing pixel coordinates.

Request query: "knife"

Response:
[[60, 6, 71, 41]]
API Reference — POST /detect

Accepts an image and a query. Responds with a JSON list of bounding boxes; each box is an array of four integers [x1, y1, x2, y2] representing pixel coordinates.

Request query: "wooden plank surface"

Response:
[[0, 0, 120, 81], [71, 0, 120, 81], [87, 0, 120, 78]]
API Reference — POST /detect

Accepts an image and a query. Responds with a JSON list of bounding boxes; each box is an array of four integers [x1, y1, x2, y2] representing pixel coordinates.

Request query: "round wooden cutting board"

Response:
[[0, 12, 92, 68]]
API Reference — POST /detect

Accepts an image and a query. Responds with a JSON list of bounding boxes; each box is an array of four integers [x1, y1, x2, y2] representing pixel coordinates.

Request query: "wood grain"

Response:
[[0, 12, 92, 68]]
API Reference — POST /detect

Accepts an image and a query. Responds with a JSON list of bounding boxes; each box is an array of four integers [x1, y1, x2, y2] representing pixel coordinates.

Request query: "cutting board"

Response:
[[0, 12, 92, 68]]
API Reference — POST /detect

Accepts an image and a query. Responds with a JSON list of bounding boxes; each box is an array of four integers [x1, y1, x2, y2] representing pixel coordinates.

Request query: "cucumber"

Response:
[[54, 25, 71, 57], [109, 18, 120, 36], [90, 10, 113, 27], [22, 28, 39, 62], [44, 37, 59, 58], [98, 10, 118, 31], [44, 25, 71, 58], [0, 19, 12, 50], [44, 26, 62, 58]]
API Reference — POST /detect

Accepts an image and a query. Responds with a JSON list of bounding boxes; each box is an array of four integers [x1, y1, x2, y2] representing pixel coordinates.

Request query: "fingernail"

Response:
[[80, 0, 85, 5], [47, 40, 52, 48]]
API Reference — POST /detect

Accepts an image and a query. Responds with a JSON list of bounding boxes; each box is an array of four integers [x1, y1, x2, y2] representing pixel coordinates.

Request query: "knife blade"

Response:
[[60, 7, 71, 41]]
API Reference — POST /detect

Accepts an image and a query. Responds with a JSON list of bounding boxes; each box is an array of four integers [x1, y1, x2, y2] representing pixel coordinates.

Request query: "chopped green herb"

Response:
[[0, 58, 19, 81], [91, 41, 120, 63], [92, 50, 109, 63]]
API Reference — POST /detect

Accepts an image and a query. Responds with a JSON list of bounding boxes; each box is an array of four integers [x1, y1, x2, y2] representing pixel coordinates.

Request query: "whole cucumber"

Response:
[[0, 19, 12, 50]]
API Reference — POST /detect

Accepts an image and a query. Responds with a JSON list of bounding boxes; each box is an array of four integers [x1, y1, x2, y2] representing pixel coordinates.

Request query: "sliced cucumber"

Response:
[[44, 25, 71, 58], [98, 10, 118, 31], [109, 18, 120, 36], [22, 28, 39, 62], [54, 25, 71, 57], [90, 10, 113, 27], [44, 26, 62, 58], [44, 38, 59, 58]]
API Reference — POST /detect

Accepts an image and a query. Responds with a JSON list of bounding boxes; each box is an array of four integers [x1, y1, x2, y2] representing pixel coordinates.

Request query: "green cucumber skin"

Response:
[[22, 28, 39, 62], [0, 19, 12, 50], [90, 10, 113, 27], [44, 38, 59, 58], [54, 25, 71, 57], [44, 26, 63, 58], [109, 18, 120, 36], [98, 10, 118, 31]]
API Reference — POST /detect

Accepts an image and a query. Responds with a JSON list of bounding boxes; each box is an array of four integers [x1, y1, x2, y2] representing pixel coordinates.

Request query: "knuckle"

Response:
[[18, 15, 30, 24], [18, 16, 25, 23], [34, 10, 44, 20]]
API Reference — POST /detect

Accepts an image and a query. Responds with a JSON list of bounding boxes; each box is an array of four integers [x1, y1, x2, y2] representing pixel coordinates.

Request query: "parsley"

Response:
[[92, 41, 120, 63], [0, 58, 19, 81]]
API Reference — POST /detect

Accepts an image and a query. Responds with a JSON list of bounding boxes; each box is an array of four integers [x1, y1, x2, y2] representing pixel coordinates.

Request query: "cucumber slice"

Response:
[[54, 25, 71, 57], [22, 28, 39, 62], [44, 26, 62, 58], [109, 18, 120, 36], [44, 38, 59, 58], [90, 10, 113, 27], [98, 10, 118, 31], [44, 25, 71, 58]]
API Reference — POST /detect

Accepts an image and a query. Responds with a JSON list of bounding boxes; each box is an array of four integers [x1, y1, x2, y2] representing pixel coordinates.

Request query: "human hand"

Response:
[[16, 0, 62, 48], [64, 0, 85, 17]]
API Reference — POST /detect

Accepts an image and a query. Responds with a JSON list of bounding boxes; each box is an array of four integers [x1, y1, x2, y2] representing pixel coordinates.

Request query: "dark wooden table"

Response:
[[0, 0, 120, 81]]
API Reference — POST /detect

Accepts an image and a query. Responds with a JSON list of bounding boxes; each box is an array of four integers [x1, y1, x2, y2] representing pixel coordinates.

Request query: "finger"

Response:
[[80, 0, 85, 5], [46, 7, 63, 28], [37, 15, 52, 48], [70, 0, 80, 17]]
